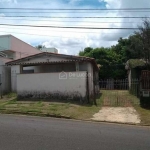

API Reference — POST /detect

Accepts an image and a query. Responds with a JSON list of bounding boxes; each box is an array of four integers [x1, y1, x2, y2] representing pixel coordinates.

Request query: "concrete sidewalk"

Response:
[[92, 107, 141, 124]]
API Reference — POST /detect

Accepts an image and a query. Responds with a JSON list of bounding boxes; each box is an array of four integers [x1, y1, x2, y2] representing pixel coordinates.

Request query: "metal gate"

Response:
[[99, 79, 140, 107]]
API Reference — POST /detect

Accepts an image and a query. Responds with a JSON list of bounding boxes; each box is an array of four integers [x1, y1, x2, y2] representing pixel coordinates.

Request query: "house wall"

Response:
[[0, 60, 11, 93], [79, 62, 94, 99], [11, 65, 20, 92], [0, 35, 11, 51], [17, 72, 87, 102], [4, 51, 15, 59], [14, 52, 29, 60], [0, 35, 40, 59], [10, 55, 97, 101], [11, 36, 40, 59], [23, 63, 76, 73]]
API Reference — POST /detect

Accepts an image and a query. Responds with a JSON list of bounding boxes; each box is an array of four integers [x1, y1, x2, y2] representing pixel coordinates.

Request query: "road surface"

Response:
[[0, 114, 150, 150]]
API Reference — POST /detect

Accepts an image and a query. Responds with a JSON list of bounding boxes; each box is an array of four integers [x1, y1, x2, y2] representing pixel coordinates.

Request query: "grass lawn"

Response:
[[134, 106, 150, 125], [100, 90, 150, 125], [0, 91, 150, 125], [0, 93, 102, 120]]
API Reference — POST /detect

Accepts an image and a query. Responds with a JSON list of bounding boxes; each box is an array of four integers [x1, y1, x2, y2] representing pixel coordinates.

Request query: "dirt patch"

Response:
[[92, 107, 141, 124]]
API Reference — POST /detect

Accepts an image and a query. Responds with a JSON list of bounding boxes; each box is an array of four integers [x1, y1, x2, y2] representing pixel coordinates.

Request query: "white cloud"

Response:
[[0, 0, 17, 3], [104, 0, 121, 8], [0, 13, 5, 17], [0, 0, 150, 55]]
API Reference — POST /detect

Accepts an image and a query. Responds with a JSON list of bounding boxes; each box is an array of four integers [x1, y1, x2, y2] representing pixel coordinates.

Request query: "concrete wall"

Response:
[[17, 72, 87, 102], [0, 60, 11, 93], [11, 65, 20, 92], [22, 61, 95, 100], [79, 62, 94, 99], [128, 70, 131, 88]]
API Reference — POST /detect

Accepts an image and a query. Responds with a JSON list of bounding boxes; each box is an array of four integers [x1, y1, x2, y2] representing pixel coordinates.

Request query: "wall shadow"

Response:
[[140, 97, 150, 109]]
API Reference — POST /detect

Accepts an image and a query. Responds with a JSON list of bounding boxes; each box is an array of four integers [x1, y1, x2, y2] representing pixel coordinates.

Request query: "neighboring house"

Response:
[[41, 48, 58, 53], [0, 57, 12, 93], [0, 34, 41, 93], [125, 59, 147, 88], [0, 34, 41, 60], [6, 52, 99, 103]]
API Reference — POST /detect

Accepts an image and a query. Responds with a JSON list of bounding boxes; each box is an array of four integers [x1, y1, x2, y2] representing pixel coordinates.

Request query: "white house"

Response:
[[6, 52, 99, 103]]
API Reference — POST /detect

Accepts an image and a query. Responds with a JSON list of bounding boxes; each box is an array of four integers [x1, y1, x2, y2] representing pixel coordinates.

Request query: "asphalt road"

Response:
[[0, 115, 150, 150]]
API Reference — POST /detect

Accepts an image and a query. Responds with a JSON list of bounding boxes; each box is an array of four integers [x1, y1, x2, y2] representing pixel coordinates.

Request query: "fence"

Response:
[[99, 79, 129, 90], [99, 78, 140, 106], [99, 78, 140, 89]]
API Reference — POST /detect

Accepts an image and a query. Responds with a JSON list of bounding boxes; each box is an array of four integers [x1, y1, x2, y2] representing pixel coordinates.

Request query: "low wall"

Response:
[[17, 72, 87, 102]]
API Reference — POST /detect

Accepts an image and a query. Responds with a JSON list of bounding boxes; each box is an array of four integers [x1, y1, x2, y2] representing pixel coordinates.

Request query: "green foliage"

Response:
[[6, 93, 17, 98], [79, 47, 126, 79], [128, 59, 146, 69], [79, 19, 150, 79], [35, 45, 45, 50]]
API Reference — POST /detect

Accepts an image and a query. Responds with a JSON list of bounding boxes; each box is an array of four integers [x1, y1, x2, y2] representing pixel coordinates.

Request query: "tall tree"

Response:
[[79, 19, 150, 79], [138, 19, 150, 67]]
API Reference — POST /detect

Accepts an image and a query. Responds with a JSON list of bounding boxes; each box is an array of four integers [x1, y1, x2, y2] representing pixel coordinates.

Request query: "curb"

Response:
[[0, 112, 150, 128]]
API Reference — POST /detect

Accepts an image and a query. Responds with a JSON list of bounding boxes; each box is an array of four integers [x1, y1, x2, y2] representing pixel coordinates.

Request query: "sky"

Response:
[[0, 0, 150, 55]]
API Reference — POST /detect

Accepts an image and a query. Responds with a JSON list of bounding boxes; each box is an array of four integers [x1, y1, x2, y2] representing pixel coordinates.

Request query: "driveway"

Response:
[[92, 107, 141, 124]]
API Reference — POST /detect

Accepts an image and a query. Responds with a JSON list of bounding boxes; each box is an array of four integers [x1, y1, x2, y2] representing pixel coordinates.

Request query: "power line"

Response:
[[0, 30, 86, 38], [0, 8, 150, 10], [2, 11, 150, 13], [2, 16, 149, 18], [0, 27, 134, 38], [0, 23, 138, 29], [0, 18, 143, 24], [0, 26, 125, 34]]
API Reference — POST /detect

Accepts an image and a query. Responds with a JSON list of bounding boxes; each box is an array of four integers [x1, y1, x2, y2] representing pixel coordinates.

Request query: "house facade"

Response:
[[0, 34, 41, 93], [0, 34, 41, 59], [6, 52, 99, 103], [0, 57, 11, 93]]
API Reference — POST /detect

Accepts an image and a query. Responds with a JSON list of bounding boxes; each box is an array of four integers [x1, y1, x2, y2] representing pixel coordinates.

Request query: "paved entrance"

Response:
[[91, 107, 141, 124]]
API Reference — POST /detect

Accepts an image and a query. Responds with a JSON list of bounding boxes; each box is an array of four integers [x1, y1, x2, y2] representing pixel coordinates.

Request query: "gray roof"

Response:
[[6, 52, 99, 71]]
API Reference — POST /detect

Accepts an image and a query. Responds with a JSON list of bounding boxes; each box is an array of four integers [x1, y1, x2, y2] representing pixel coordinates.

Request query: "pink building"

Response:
[[0, 34, 41, 93], [0, 34, 41, 60]]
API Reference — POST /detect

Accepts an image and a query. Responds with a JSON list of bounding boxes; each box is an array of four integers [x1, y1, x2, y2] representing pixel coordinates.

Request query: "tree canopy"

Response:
[[35, 45, 45, 50], [79, 19, 150, 79]]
